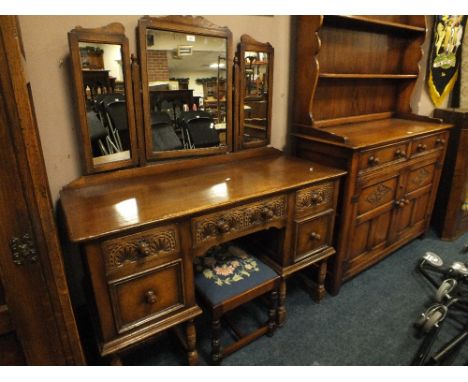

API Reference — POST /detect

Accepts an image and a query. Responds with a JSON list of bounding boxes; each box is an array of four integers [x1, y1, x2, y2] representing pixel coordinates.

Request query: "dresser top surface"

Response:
[[60, 151, 345, 243], [322, 118, 453, 149]]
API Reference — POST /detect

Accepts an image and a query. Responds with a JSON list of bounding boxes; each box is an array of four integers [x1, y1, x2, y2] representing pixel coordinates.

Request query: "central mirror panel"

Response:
[[138, 16, 233, 161]]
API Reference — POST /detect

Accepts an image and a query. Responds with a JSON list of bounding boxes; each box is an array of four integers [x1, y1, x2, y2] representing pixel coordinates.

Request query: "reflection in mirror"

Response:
[[145, 29, 227, 152], [78, 42, 131, 165], [243, 50, 269, 144], [237, 35, 273, 150]]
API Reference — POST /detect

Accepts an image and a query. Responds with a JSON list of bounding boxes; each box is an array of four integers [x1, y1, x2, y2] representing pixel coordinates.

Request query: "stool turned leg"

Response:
[[185, 319, 198, 366], [312, 260, 328, 303], [277, 278, 287, 327], [267, 290, 278, 337], [108, 354, 122, 366], [211, 316, 222, 365]]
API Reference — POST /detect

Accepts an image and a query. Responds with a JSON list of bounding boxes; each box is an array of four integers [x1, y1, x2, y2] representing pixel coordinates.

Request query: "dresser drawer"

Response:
[[108, 260, 186, 334], [101, 224, 180, 277], [410, 132, 447, 158], [191, 195, 287, 248], [358, 141, 409, 173], [295, 181, 337, 219], [294, 212, 333, 262]]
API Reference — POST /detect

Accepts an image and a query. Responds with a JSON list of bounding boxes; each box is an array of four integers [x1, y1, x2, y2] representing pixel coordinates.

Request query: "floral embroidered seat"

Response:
[[194, 244, 280, 365]]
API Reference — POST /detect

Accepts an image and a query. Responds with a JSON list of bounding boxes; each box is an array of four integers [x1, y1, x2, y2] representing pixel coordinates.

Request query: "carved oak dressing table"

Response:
[[62, 16, 346, 365]]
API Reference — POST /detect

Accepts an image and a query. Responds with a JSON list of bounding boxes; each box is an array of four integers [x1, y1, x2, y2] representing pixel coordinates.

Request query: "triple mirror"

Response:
[[138, 16, 233, 160], [68, 23, 138, 174], [237, 35, 274, 149], [68, 18, 274, 174]]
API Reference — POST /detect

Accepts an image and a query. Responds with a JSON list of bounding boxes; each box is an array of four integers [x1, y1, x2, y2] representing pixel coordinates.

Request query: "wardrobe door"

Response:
[[0, 16, 84, 365]]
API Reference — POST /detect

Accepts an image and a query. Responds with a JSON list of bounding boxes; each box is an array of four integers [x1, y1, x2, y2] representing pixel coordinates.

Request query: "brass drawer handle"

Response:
[[216, 219, 230, 233], [394, 149, 407, 158], [435, 138, 446, 146], [417, 143, 427, 152], [310, 232, 321, 240], [137, 240, 152, 257], [145, 290, 157, 305], [368, 156, 380, 166]]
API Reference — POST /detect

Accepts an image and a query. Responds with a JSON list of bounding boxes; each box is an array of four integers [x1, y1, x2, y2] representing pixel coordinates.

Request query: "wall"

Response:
[[19, 15, 291, 204]]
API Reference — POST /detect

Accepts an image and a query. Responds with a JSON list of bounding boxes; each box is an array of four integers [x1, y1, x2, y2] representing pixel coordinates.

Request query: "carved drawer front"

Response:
[[295, 181, 336, 219], [406, 162, 436, 193], [191, 195, 287, 248], [357, 176, 398, 216], [294, 213, 333, 262], [358, 141, 409, 173], [410, 132, 448, 158], [101, 225, 180, 275], [108, 260, 185, 334]]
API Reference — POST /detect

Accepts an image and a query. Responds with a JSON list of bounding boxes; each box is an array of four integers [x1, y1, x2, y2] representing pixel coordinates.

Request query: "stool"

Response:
[[194, 244, 280, 365]]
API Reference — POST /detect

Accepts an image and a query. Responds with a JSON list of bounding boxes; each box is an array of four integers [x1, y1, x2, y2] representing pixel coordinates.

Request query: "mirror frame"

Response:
[[68, 23, 138, 175], [137, 15, 233, 161], [236, 34, 274, 150]]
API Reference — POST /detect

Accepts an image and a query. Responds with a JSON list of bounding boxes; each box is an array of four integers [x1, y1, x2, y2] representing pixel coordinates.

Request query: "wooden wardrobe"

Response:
[[291, 16, 453, 294], [0, 16, 84, 365]]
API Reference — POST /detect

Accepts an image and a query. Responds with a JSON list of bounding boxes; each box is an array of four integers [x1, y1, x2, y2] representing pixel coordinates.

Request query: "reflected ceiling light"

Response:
[[210, 62, 225, 69]]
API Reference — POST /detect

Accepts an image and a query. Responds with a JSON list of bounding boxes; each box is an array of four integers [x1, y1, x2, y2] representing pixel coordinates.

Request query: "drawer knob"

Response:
[[395, 199, 410, 208], [368, 156, 380, 166], [417, 144, 427, 152], [310, 232, 321, 240], [145, 290, 157, 305], [216, 219, 230, 233], [395, 149, 406, 158], [137, 240, 152, 257], [435, 138, 446, 146], [261, 206, 275, 220]]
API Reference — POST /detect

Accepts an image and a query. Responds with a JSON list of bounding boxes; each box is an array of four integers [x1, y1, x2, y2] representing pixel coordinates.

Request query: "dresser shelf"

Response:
[[318, 73, 419, 80], [326, 15, 427, 34]]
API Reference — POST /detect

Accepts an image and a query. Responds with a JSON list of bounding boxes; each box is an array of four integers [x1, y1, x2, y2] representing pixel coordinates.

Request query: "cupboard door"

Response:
[[347, 171, 402, 272], [391, 160, 438, 241]]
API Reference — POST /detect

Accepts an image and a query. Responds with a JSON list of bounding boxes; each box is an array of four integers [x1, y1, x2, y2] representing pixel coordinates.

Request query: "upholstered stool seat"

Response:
[[194, 244, 280, 365]]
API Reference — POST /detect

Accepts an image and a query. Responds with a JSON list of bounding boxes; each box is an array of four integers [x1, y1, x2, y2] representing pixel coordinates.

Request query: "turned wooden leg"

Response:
[[108, 354, 122, 366], [185, 319, 198, 366], [277, 278, 287, 327], [312, 260, 328, 303], [267, 289, 278, 336], [211, 316, 222, 365]]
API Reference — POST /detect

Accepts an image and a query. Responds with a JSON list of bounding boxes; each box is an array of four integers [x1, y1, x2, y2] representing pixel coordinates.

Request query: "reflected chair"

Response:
[[87, 111, 110, 156], [178, 111, 219, 149], [105, 100, 128, 151], [151, 111, 183, 151], [194, 244, 280, 365]]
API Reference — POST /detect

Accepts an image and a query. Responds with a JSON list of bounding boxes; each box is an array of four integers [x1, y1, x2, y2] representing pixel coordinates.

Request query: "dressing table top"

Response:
[[60, 148, 345, 243]]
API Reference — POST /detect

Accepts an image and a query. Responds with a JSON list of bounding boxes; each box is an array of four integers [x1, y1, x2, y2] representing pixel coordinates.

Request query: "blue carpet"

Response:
[[124, 231, 468, 366]]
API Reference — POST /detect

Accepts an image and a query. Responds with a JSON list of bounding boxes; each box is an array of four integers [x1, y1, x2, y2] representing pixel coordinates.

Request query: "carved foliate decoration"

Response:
[[296, 182, 334, 212], [192, 195, 287, 246], [411, 168, 431, 187], [102, 227, 178, 271], [366, 184, 392, 206], [10, 233, 38, 266]]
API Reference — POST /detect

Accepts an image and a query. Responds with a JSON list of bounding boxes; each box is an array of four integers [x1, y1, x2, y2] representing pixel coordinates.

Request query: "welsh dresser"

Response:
[[291, 16, 453, 294]]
